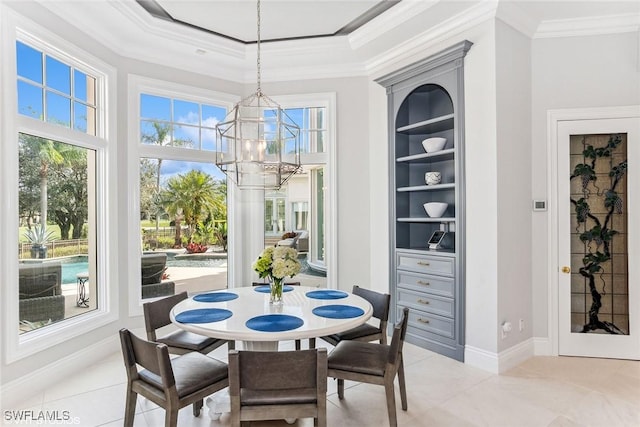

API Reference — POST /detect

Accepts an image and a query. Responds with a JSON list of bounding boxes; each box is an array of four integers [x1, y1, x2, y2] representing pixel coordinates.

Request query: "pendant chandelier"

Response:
[[215, 0, 301, 190]]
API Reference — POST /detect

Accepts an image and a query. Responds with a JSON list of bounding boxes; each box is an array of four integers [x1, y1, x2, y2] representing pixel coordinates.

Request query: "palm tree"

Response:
[[160, 170, 223, 246], [141, 121, 193, 243]]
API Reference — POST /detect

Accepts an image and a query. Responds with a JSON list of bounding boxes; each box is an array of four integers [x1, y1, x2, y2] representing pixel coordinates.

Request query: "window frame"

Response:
[[1, 11, 118, 362], [264, 93, 337, 288], [127, 75, 239, 316]]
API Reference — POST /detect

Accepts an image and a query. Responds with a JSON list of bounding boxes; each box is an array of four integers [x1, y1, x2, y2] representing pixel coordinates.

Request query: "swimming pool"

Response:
[[59, 255, 227, 284]]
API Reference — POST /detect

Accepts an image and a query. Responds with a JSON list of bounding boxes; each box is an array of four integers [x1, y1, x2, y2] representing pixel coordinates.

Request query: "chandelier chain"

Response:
[[256, 0, 261, 94]]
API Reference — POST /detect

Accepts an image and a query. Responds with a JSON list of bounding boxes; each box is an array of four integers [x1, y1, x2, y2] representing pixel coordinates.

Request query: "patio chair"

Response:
[[141, 253, 175, 299], [119, 328, 229, 427], [228, 348, 327, 427], [18, 262, 65, 323], [327, 307, 409, 427], [315, 285, 391, 349], [143, 291, 234, 355]]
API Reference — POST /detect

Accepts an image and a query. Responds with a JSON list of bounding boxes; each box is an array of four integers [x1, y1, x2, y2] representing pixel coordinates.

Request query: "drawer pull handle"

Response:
[[417, 299, 430, 305], [417, 261, 430, 266], [418, 318, 430, 324], [417, 280, 430, 286]]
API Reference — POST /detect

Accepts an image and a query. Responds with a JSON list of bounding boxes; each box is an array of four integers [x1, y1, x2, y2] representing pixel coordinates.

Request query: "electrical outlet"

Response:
[[501, 321, 512, 339], [519, 319, 525, 332]]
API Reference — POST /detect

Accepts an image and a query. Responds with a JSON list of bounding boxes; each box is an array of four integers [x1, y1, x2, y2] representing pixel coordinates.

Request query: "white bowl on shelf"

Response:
[[421, 137, 447, 153], [423, 202, 448, 218]]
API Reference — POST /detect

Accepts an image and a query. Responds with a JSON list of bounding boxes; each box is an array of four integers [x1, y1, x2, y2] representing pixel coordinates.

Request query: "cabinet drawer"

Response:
[[397, 289, 454, 318], [397, 252, 454, 277], [397, 271, 454, 298], [402, 307, 455, 340]]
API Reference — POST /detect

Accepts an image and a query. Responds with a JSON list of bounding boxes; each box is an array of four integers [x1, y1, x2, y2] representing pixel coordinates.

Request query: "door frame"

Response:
[[547, 105, 640, 356]]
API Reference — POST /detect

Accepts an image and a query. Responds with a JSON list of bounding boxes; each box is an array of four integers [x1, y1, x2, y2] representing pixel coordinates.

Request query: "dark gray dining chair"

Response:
[[251, 282, 304, 350], [228, 348, 327, 427], [143, 291, 234, 354], [119, 328, 229, 427], [327, 307, 409, 427], [315, 285, 391, 348]]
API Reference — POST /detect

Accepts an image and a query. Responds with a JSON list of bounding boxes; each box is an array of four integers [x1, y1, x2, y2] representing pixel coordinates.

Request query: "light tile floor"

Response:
[[11, 335, 640, 427]]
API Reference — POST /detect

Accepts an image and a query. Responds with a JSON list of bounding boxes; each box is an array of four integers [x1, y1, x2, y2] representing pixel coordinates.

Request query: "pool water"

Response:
[[61, 262, 90, 284], [60, 257, 227, 284]]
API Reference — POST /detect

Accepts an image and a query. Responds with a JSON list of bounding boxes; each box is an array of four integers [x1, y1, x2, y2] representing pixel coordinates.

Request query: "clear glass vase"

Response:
[[270, 277, 284, 305]]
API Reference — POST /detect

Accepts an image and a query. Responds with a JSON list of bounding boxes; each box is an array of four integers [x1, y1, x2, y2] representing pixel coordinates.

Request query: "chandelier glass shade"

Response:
[[215, 91, 301, 189], [214, 0, 301, 190]]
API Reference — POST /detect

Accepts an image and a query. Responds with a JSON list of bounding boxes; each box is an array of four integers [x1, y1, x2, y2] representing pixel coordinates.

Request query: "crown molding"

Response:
[[365, 0, 498, 78], [348, 0, 440, 50], [534, 13, 640, 39], [495, 0, 540, 38]]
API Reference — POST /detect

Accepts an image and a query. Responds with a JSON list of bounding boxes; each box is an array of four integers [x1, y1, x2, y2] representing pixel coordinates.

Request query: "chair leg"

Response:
[[193, 399, 203, 417], [123, 387, 137, 427], [337, 378, 344, 399], [384, 381, 398, 427], [165, 407, 179, 427], [309, 337, 316, 348], [295, 339, 301, 350], [398, 356, 407, 411], [317, 393, 327, 427]]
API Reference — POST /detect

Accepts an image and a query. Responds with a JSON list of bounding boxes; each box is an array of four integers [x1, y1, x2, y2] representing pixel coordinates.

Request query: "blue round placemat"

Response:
[[254, 285, 295, 293], [175, 308, 233, 323], [305, 290, 348, 300], [246, 314, 304, 332], [312, 305, 365, 319], [193, 292, 238, 303]]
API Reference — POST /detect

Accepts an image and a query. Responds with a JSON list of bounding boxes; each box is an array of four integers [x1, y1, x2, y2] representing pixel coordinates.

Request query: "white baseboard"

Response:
[[465, 338, 535, 374], [533, 337, 554, 355], [1, 334, 119, 410]]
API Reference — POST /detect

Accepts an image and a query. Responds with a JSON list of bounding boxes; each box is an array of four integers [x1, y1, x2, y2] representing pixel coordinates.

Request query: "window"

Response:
[[140, 94, 223, 150], [262, 100, 332, 285], [17, 41, 97, 135], [133, 81, 234, 303], [7, 29, 114, 358], [18, 134, 97, 334]]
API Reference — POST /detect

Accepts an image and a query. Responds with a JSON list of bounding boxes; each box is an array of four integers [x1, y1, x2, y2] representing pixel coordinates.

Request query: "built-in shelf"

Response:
[[397, 183, 455, 192], [396, 114, 454, 135], [396, 149, 454, 163], [377, 39, 472, 363], [397, 217, 456, 223]]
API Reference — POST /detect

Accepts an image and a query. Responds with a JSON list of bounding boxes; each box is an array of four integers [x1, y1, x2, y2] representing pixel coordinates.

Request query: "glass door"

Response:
[[558, 118, 639, 359]]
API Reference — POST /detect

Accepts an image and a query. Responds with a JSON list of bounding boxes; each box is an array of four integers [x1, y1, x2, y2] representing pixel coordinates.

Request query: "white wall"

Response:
[[495, 20, 533, 353], [531, 31, 640, 340]]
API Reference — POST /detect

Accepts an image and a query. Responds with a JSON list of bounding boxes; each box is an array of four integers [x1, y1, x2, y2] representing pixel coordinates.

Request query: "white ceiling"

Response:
[[27, 0, 640, 83], [148, 0, 398, 43]]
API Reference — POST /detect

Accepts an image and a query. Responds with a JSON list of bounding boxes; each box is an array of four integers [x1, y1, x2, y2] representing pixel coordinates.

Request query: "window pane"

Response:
[[74, 102, 96, 135], [46, 91, 71, 127], [141, 120, 171, 146], [140, 158, 227, 297], [16, 41, 43, 84], [18, 81, 43, 119], [202, 104, 225, 128], [74, 70, 88, 102], [18, 134, 97, 334], [173, 124, 198, 148], [46, 56, 71, 95], [141, 94, 171, 121], [202, 128, 216, 151], [173, 100, 199, 125]]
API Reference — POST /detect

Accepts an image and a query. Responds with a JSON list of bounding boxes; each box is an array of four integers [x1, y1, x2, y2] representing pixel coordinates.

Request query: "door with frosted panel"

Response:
[[558, 118, 639, 359]]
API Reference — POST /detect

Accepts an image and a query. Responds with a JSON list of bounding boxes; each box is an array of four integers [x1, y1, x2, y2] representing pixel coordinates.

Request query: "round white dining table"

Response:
[[170, 285, 373, 351], [170, 285, 374, 420]]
